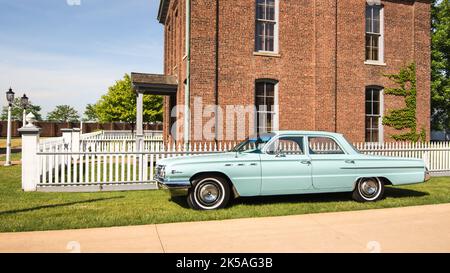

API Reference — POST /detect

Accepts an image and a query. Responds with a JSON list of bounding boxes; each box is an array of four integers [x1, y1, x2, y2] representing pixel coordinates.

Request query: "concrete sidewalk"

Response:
[[1, 204, 450, 253]]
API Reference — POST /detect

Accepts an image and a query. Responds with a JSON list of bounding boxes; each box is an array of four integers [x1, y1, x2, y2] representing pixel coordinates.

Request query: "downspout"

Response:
[[334, 0, 338, 133], [214, 0, 220, 144], [184, 0, 191, 146]]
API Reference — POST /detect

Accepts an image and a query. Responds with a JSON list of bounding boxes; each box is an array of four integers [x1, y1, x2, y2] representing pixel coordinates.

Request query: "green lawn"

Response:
[[0, 137, 22, 163], [0, 164, 450, 233], [0, 152, 22, 162], [0, 138, 22, 149]]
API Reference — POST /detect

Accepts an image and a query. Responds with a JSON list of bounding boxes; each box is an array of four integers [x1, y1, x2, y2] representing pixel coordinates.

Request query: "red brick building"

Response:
[[132, 0, 431, 144]]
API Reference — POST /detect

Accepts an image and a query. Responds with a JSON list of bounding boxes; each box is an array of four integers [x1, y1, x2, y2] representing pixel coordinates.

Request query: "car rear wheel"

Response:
[[187, 175, 231, 210], [352, 177, 384, 202]]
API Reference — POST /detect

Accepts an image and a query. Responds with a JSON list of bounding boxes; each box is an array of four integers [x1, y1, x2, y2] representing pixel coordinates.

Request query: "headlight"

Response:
[[156, 165, 166, 179]]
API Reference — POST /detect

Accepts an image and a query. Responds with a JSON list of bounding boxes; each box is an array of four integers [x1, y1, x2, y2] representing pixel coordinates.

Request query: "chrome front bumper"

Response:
[[156, 178, 191, 197]]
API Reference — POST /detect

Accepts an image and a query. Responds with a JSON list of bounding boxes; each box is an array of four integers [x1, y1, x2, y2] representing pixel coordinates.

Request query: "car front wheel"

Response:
[[187, 175, 231, 210], [352, 177, 384, 202]]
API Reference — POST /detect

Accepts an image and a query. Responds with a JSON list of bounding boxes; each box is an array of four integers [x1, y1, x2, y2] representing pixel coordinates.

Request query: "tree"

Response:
[[47, 105, 80, 122], [1, 98, 42, 121], [95, 74, 163, 127], [83, 104, 99, 122], [431, 0, 450, 131]]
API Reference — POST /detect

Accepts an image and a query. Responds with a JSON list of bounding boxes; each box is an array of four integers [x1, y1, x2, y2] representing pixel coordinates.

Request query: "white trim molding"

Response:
[[366, 0, 382, 6]]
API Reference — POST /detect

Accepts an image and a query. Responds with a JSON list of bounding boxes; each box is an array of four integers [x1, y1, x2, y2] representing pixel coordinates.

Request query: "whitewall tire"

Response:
[[187, 175, 231, 210], [352, 177, 385, 202]]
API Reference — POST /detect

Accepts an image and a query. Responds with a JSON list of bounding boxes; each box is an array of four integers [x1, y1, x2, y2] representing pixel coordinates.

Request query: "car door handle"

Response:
[[345, 160, 355, 164], [301, 160, 312, 165]]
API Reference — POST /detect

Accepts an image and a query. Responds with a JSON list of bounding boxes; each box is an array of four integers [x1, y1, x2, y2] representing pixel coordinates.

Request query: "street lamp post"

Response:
[[20, 94, 29, 126], [4, 88, 15, 166]]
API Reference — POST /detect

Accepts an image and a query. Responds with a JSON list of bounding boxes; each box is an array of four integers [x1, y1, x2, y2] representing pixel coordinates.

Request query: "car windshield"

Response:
[[230, 133, 276, 153]]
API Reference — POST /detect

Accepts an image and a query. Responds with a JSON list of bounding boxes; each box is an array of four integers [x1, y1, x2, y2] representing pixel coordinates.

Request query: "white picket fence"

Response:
[[79, 130, 164, 154], [355, 142, 450, 172], [36, 150, 224, 192], [79, 131, 103, 140], [81, 130, 163, 140], [39, 137, 65, 152], [19, 128, 450, 192]]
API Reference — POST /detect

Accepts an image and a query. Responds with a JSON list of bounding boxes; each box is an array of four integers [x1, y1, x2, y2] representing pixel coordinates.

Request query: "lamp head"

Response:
[[20, 94, 29, 109], [6, 88, 15, 105]]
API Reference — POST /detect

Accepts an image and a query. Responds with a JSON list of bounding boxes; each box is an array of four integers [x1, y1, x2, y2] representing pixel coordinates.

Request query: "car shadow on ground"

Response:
[[170, 187, 429, 209], [0, 196, 124, 216], [170, 197, 191, 209]]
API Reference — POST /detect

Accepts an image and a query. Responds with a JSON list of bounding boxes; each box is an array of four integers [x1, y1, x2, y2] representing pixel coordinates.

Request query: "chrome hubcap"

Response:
[[199, 183, 220, 204], [361, 179, 379, 197]]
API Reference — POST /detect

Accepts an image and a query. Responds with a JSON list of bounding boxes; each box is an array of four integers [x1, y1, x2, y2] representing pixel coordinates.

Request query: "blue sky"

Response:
[[0, 0, 164, 116]]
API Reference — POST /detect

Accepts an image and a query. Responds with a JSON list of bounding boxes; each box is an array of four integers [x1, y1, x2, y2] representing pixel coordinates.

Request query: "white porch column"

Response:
[[18, 114, 41, 192], [136, 91, 144, 151]]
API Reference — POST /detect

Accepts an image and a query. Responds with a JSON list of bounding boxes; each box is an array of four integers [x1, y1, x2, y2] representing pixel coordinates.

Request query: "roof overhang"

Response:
[[157, 0, 170, 24], [131, 72, 178, 96]]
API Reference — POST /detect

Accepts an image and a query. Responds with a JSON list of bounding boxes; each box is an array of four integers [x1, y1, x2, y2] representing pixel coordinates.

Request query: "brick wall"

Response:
[[161, 0, 431, 143]]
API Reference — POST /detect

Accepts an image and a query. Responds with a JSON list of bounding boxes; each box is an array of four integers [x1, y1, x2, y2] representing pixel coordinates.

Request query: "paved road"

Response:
[[1, 204, 450, 253]]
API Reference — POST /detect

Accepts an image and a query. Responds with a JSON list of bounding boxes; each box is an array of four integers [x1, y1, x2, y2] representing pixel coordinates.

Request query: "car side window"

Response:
[[266, 137, 305, 155], [308, 137, 345, 155]]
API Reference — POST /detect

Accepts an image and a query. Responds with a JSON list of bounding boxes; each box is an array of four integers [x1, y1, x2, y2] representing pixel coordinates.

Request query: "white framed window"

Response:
[[255, 0, 279, 53], [256, 80, 279, 134], [365, 3, 384, 65], [365, 87, 384, 143]]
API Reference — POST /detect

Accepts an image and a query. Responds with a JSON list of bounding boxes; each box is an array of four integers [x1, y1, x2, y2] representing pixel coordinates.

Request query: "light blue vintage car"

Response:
[[155, 131, 430, 210]]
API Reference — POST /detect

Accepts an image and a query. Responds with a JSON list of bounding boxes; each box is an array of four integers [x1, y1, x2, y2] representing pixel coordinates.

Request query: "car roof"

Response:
[[271, 131, 344, 137]]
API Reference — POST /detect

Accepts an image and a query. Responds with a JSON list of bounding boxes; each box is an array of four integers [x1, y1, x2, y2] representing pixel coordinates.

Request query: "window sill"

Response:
[[364, 61, 386, 66], [253, 51, 281, 58]]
